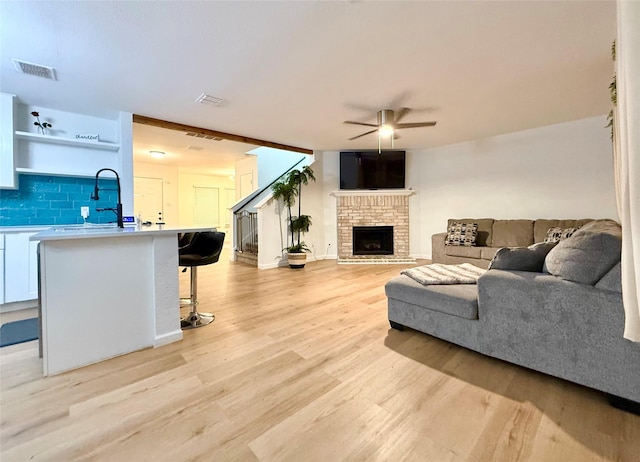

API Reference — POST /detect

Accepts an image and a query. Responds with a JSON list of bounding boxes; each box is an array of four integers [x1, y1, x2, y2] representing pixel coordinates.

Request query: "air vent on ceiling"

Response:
[[185, 131, 223, 141], [12, 59, 56, 80], [195, 93, 224, 106]]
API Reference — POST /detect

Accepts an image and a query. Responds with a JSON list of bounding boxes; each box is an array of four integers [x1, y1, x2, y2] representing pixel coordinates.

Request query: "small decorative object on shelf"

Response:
[[31, 111, 52, 135], [75, 134, 100, 142]]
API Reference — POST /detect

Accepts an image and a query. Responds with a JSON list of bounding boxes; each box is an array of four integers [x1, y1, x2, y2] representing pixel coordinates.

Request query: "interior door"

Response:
[[239, 172, 253, 199], [194, 186, 219, 226], [134, 177, 164, 223]]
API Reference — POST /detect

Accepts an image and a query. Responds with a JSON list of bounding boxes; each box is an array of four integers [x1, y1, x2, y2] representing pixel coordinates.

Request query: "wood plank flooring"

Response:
[[1, 250, 639, 461]]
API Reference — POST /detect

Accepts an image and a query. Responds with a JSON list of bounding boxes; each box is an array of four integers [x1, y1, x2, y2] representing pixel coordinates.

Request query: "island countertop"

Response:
[[35, 224, 221, 375], [32, 224, 215, 241]]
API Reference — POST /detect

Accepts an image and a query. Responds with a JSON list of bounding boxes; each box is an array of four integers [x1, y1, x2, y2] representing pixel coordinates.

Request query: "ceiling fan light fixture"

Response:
[[378, 124, 394, 137]]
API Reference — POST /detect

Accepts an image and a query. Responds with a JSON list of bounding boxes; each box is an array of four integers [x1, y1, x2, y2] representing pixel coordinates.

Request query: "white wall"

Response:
[[257, 153, 326, 269], [254, 147, 308, 190], [319, 115, 618, 260], [235, 155, 257, 200], [133, 164, 235, 228], [178, 172, 235, 229]]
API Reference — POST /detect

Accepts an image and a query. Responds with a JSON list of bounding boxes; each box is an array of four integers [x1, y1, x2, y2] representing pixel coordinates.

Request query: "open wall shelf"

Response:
[[14, 131, 120, 151]]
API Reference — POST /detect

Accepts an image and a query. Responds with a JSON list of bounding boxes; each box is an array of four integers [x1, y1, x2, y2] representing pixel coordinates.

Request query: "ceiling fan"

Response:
[[344, 108, 437, 141]]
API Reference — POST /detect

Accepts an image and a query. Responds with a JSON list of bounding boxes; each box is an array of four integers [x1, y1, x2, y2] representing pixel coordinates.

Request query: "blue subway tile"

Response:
[[43, 192, 69, 201], [50, 200, 74, 210]]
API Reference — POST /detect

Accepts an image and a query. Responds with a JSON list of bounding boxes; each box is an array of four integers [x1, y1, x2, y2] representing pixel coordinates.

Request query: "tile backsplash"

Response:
[[0, 174, 119, 227]]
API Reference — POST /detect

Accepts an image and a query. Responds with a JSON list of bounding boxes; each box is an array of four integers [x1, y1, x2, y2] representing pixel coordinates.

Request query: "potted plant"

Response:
[[271, 165, 316, 268]]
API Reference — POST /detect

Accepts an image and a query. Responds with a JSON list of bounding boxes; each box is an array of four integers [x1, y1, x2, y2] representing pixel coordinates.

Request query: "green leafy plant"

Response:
[[271, 165, 315, 253]]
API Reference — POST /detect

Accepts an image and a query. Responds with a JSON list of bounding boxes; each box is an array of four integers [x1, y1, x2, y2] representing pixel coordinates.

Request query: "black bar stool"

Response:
[[179, 231, 225, 329]]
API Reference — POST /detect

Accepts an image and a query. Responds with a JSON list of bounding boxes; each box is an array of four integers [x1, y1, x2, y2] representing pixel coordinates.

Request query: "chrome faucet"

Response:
[[91, 168, 123, 228]]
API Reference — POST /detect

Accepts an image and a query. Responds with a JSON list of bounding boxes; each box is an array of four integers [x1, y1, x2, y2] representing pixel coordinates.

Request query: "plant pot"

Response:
[[287, 252, 307, 269]]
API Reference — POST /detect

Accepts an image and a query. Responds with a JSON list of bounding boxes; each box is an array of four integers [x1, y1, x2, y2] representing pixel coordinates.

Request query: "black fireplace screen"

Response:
[[353, 226, 393, 255]]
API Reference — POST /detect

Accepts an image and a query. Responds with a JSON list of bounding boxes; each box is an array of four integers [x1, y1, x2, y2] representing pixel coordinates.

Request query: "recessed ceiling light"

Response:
[[149, 151, 165, 159]]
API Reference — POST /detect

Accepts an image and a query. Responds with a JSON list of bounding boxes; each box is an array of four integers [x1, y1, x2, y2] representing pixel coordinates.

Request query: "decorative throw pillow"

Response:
[[543, 227, 579, 243], [445, 222, 478, 246], [543, 220, 622, 285], [488, 242, 558, 272]]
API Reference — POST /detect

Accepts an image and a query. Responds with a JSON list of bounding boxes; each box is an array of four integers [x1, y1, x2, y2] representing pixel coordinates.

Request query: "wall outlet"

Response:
[[81, 206, 90, 219]]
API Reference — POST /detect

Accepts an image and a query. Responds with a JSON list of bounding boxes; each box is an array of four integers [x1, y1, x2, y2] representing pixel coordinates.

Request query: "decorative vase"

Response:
[[287, 252, 307, 269]]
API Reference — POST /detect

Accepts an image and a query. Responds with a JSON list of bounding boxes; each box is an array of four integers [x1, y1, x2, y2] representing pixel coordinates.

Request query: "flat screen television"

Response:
[[339, 150, 406, 190]]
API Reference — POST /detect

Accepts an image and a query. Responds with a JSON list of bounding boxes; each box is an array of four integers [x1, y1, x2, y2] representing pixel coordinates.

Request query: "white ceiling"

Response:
[[1, 1, 616, 159], [132, 122, 256, 176]]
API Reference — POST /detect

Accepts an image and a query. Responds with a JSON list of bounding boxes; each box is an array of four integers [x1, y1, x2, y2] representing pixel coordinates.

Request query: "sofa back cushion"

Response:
[[543, 219, 622, 285], [533, 219, 593, 243], [488, 242, 557, 272], [448, 218, 494, 246], [491, 220, 534, 247], [594, 262, 622, 292]]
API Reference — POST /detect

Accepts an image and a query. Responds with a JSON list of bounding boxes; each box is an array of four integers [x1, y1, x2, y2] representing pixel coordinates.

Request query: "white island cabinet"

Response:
[[33, 225, 213, 376]]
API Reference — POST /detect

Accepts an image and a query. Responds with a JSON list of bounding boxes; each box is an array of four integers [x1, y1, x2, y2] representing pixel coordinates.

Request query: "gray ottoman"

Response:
[[385, 275, 481, 351]]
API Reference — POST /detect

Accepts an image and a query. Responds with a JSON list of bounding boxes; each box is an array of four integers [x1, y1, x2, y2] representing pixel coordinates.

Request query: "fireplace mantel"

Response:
[[331, 189, 416, 198]]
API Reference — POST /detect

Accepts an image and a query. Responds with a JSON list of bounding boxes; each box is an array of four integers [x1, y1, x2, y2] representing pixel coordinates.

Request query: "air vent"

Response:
[[195, 93, 224, 106], [185, 131, 223, 141], [12, 59, 56, 80]]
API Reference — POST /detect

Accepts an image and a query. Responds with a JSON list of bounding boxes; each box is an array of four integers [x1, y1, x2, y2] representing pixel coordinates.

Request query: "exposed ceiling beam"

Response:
[[132, 115, 313, 155]]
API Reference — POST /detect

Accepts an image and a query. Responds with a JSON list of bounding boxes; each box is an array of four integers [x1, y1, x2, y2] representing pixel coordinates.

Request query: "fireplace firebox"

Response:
[[353, 226, 393, 255]]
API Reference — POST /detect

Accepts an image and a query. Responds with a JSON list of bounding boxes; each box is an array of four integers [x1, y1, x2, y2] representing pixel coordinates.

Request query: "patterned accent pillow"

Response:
[[543, 227, 579, 243], [445, 222, 478, 246]]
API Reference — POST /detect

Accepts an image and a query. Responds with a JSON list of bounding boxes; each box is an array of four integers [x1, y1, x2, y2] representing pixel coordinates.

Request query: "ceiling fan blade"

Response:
[[344, 121, 378, 127], [395, 121, 437, 129], [348, 129, 378, 141], [394, 107, 412, 123]]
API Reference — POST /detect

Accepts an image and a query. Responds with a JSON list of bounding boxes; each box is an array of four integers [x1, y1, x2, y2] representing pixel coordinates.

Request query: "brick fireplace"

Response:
[[331, 190, 416, 263]]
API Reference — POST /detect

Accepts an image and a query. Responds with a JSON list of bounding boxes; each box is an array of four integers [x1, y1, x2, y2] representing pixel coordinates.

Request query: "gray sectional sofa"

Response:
[[432, 218, 593, 268], [386, 219, 640, 406]]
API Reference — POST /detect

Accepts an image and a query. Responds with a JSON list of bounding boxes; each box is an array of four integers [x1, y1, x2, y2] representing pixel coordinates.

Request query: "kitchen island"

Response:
[[32, 224, 214, 376]]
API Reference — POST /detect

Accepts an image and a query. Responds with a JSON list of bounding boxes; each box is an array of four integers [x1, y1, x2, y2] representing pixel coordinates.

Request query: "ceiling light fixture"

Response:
[[149, 151, 165, 159]]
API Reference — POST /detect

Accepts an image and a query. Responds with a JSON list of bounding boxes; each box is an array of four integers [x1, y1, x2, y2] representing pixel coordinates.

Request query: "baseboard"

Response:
[[154, 329, 183, 347], [608, 394, 640, 415]]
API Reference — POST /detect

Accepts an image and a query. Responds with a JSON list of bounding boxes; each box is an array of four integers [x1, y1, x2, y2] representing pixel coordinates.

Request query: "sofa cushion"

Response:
[[445, 245, 482, 259], [480, 247, 502, 261], [445, 222, 478, 246], [533, 219, 592, 243], [385, 275, 479, 319], [594, 262, 622, 293], [543, 227, 579, 243], [448, 218, 494, 246], [492, 220, 534, 247], [488, 242, 558, 272], [543, 219, 622, 285]]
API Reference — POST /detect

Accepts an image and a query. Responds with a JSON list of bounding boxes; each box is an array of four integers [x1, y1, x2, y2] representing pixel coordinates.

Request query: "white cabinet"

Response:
[[0, 234, 5, 304], [0, 93, 17, 188], [4, 232, 39, 303]]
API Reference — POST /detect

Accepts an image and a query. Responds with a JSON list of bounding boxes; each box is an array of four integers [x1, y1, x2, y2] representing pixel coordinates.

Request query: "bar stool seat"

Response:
[[179, 231, 225, 329]]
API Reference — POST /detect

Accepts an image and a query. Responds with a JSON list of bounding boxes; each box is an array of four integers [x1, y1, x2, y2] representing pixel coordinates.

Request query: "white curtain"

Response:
[[615, 1, 640, 341]]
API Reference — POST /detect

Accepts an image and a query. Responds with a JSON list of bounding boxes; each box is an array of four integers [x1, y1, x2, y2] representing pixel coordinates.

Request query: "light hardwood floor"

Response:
[[1, 250, 638, 461]]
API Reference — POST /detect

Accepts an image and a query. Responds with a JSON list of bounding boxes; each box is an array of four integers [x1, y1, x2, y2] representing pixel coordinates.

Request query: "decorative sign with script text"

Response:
[[75, 134, 100, 142]]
